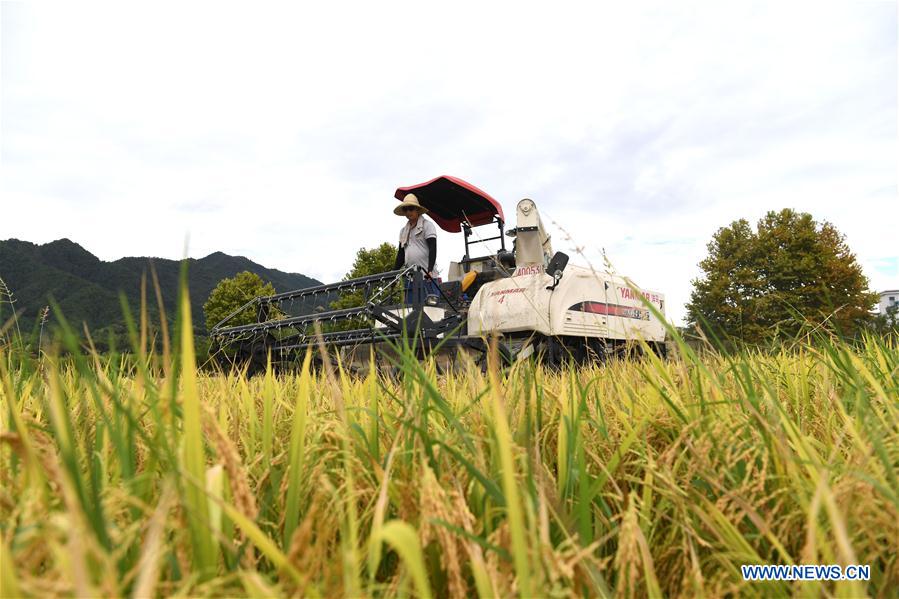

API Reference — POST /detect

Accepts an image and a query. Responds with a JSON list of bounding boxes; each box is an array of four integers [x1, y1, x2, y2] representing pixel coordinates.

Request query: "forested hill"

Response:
[[0, 238, 322, 337]]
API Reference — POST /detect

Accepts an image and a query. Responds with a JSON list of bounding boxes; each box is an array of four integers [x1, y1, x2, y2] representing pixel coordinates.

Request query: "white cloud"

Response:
[[1, 1, 896, 325]]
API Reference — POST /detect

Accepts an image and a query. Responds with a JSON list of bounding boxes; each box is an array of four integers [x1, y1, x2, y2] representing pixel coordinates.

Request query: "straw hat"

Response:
[[394, 193, 429, 216]]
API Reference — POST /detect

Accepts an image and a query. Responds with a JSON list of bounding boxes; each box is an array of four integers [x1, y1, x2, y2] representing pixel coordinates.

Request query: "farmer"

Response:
[[393, 193, 439, 302]]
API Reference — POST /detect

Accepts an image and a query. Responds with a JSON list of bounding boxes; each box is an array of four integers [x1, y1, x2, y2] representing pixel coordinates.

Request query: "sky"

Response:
[[1, 2, 896, 325]]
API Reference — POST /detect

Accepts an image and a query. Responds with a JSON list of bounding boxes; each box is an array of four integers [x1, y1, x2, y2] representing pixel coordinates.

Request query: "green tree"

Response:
[[328, 243, 401, 330], [344, 242, 399, 279], [330, 243, 401, 310], [203, 271, 277, 333], [686, 209, 877, 345]]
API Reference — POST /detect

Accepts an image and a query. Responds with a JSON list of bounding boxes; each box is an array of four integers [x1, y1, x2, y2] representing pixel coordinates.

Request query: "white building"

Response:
[[878, 290, 899, 316]]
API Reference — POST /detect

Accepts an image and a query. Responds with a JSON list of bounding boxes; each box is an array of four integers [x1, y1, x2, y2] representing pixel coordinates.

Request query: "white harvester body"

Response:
[[465, 198, 667, 346], [466, 265, 666, 342]]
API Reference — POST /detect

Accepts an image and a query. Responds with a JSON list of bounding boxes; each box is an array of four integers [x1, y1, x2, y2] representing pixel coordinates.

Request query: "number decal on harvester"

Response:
[[513, 265, 543, 276]]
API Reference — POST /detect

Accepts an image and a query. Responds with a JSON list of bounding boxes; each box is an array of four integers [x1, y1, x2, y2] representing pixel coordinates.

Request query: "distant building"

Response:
[[878, 290, 899, 316]]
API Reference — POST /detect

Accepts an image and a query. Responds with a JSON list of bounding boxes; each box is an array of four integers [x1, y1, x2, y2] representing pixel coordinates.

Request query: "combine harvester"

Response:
[[210, 176, 667, 372]]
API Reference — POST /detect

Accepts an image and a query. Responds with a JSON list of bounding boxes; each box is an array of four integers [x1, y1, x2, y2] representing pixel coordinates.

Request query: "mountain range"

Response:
[[0, 238, 323, 340]]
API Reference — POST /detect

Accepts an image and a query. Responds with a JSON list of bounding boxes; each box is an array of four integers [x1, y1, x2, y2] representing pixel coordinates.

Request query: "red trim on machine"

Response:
[[569, 301, 650, 321], [395, 175, 505, 233]]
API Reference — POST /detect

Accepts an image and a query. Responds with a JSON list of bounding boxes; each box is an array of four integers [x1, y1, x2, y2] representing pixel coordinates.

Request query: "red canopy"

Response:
[[395, 175, 504, 233]]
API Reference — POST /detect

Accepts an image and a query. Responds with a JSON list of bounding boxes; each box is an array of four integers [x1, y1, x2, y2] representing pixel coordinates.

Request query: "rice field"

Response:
[[1, 294, 897, 597]]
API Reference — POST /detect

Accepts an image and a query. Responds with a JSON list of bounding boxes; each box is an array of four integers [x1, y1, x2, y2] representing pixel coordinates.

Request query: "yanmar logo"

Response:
[[490, 288, 526, 297], [618, 286, 661, 305], [491, 287, 526, 304]]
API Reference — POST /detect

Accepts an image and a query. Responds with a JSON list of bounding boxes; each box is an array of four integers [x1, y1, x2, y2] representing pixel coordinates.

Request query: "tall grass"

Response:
[[1, 294, 897, 597]]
